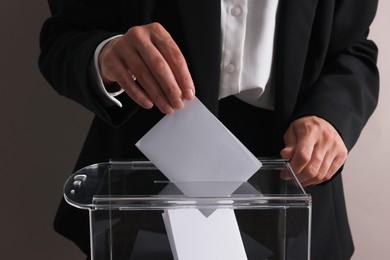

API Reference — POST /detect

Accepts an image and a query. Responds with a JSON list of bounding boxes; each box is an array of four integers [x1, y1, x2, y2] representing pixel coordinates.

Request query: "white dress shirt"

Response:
[[94, 0, 279, 109], [220, 0, 279, 110]]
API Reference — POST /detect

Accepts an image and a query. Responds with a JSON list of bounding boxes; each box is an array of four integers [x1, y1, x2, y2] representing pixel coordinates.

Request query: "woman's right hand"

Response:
[[98, 22, 195, 114]]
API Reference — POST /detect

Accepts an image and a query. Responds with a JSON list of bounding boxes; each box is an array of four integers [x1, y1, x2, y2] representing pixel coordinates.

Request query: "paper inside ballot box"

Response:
[[163, 208, 247, 260]]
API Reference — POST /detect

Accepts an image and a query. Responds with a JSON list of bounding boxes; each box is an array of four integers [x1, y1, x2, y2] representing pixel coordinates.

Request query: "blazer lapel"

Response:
[[176, 0, 221, 114], [275, 0, 319, 125]]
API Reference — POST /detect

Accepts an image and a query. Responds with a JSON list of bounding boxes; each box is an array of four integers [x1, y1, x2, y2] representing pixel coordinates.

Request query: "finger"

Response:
[[279, 169, 293, 181], [299, 151, 331, 186], [289, 137, 316, 176], [130, 59, 175, 114], [153, 32, 195, 100], [301, 130, 347, 186], [323, 152, 347, 182], [130, 23, 186, 108], [300, 146, 346, 186], [324, 137, 348, 179], [289, 118, 329, 176], [280, 146, 294, 159], [109, 34, 175, 113], [114, 66, 154, 109], [280, 125, 297, 159], [97, 36, 159, 110], [316, 151, 335, 182], [283, 124, 297, 148], [300, 142, 328, 182], [99, 46, 153, 109], [137, 42, 185, 109], [118, 48, 175, 114]]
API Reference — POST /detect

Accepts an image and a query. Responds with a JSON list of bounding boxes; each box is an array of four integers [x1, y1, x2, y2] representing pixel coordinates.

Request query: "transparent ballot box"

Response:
[[64, 159, 311, 260]]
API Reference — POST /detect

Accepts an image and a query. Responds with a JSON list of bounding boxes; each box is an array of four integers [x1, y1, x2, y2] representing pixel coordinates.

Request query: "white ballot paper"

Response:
[[135, 97, 261, 182], [162, 208, 247, 260], [136, 97, 262, 260]]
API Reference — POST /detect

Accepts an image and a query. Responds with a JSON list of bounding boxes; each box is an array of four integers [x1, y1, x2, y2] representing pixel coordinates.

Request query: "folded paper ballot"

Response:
[[135, 97, 261, 184], [136, 97, 262, 260], [162, 208, 247, 260]]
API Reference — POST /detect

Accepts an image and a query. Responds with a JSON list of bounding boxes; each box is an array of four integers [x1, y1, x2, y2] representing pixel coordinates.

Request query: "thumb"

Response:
[[280, 146, 294, 159], [281, 122, 297, 159]]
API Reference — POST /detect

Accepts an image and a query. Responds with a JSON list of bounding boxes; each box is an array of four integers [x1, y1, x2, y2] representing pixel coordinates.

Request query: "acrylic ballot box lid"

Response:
[[64, 158, 312, 260], [64, 158, 311, 211]]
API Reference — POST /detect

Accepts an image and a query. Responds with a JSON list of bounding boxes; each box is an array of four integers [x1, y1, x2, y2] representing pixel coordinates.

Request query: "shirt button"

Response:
[[224, 64, 236, 73], [231, 6, 242, 16]]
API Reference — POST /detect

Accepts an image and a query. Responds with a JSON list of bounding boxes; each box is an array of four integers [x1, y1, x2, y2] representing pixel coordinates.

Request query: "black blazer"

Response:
[[39, 0, 379, 259]]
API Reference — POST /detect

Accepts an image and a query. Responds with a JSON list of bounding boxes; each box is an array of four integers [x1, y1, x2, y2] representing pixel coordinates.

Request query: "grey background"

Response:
[[0, 1, 88, 259], [0, 1, 388, 259]]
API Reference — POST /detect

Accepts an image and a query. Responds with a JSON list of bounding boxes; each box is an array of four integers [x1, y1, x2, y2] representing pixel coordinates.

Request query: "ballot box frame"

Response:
[[64, 158, 312, 260]]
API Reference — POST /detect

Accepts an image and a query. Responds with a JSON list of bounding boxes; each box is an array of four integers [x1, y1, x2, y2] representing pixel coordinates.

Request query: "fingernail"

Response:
[[172, 98, 184, 109], [163, 104, 174, 114], [185, 89, 194, 100], [143, 99, 153, 109]]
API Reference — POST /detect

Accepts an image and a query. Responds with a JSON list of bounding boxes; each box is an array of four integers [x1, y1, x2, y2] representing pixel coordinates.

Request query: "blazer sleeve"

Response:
[[38, 0, 139, 127], [292, 0, 379, 151]]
